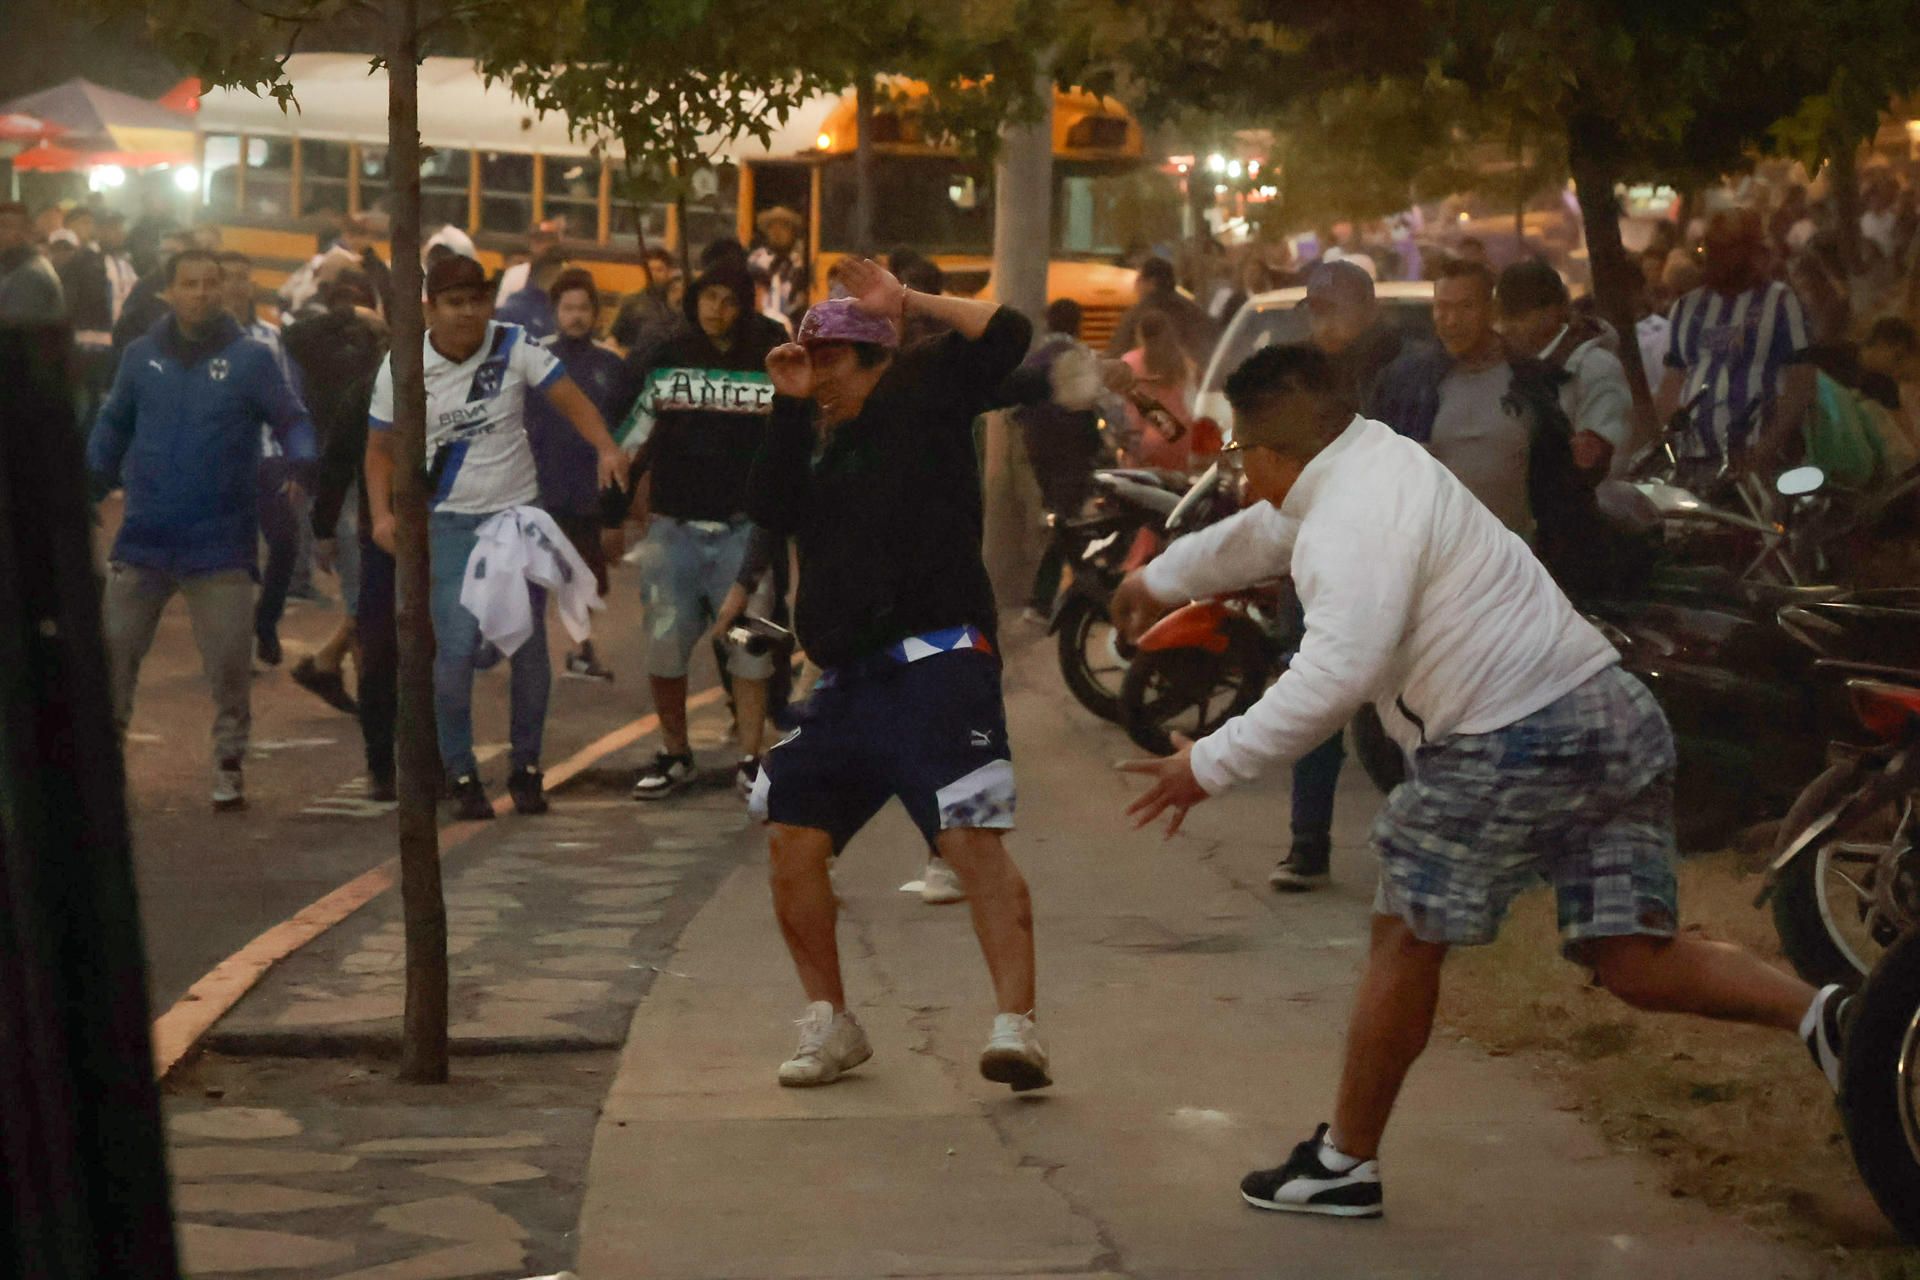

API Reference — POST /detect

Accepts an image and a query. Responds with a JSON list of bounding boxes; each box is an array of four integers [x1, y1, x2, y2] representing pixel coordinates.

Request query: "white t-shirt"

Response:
[[368, 321, 562, 514]]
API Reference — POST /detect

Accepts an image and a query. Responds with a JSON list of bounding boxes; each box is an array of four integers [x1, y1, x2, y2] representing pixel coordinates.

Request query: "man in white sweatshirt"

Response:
[[1111, 343, 1846, 1221]]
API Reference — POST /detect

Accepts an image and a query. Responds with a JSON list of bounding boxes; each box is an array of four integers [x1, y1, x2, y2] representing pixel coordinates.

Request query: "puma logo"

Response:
[[970, 729, 993, 748]]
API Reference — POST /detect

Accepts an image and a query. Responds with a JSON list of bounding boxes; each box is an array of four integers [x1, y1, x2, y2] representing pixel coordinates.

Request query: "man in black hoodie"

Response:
[[626, 263, 783, 800]]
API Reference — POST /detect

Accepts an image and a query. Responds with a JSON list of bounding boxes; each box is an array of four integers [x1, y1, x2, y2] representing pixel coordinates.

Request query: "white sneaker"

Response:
[[920, 856, 967, 905], [979, 1011, 1051, 1092], [211, 758, 245, 811], [777, 1001, 872, 1087]]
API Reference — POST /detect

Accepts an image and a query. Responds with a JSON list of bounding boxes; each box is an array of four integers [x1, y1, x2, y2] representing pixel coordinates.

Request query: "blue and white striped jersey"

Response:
[[1664, 280, 1809, 458]]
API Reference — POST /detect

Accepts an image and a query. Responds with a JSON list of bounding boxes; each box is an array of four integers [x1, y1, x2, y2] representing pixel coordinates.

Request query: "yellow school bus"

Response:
[[195, 57, 1163, 341]]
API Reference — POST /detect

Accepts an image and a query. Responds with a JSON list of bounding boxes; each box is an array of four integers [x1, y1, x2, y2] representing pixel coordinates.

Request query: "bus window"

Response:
[[243, 136, 294, 219], [479, 151, 534, 235], [819, 155, 993, 255], [682, 164, 740, 255], [542, 154, 602, 243], [361, 145, 470, 231], [203, 134, 241, 216], [1054, 165, 1180, 259], [303, 140, 350, 218], [611, 195, 669, 250]]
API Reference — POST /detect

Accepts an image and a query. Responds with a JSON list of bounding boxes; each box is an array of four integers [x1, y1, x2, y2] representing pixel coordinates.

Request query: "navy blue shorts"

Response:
[[748, 649, 1015, 852]]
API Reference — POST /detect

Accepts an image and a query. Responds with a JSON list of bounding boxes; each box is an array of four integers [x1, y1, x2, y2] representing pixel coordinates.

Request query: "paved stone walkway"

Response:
[[164, 704, 761, 1279]]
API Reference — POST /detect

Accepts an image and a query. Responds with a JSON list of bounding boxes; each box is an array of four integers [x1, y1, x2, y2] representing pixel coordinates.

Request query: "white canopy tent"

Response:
[[195, 54, 838, 165]]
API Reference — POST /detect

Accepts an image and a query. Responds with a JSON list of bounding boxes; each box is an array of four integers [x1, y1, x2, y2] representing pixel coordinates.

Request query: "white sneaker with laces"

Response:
[[211, 759, 245, 811], [777, 1001, 872, 1087], [920, 856, 967, 905], [979, 1011, 1051, 1092]]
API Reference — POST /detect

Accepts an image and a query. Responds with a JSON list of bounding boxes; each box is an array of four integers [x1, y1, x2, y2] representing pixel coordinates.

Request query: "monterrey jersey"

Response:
[[369, 321, 563, 514]]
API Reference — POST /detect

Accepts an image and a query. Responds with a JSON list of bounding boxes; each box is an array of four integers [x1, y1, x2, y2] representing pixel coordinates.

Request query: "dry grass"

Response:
[[1438, 847, 1920, 1277]]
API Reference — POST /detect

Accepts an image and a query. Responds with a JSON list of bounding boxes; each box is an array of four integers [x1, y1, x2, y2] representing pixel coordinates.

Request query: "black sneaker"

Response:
[[255, 630, 283, 667], [1241, 1124, 1383, 1219], [449, 773, 495, 822], [368, 769, 397, 803], [1269, 835, 1332, 893], [291, 656, 359, 714], [563, 649, 616, 682], [1802, 982, 1852, 1093], [508, 764, 549, 816], [632, 752, 696, 801]]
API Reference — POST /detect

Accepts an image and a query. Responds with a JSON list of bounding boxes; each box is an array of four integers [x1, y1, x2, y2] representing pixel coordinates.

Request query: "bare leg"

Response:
[[313, 615, 357, 673], [769, 823, 845, 1009], [934, 828, 1037, 1015], [1329, 914, 1448, 1160], [732, 676, 768, 757], [651, 675, 690, 754], [1586, 934, 1814, 1031]]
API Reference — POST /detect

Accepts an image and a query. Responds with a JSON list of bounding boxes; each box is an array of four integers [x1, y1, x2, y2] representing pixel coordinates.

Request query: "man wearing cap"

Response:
[[495, 221, 565, 309], [749, 206, 808, 332], [741, 257, 1051, 1092], [1109, 342, 1847, 1220], [1496, 258, 1636, 476], [1266, 261, 1415, 893], [623, 260, 784, 801], [363, 253, 629, 820]]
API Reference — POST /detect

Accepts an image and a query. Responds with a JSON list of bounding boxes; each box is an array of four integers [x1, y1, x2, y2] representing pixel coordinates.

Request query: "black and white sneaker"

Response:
[[448, 772, 495, 822], [1801, 982, 1852, 1094], [1240, 1124, 1383, 1219], [735, 755, 762, 799], [632, 751, 696, 801]]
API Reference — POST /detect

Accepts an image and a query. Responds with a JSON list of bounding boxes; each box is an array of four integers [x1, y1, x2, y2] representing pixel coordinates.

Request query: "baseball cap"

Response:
[[1302, 259, 1374, 308], [425, 253, 487, 300], [797, 297, 899, 349], [1496, 258, 1569, 316]]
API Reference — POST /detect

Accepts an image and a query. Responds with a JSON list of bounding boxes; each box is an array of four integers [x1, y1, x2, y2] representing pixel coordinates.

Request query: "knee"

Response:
[[768, 826, 832, 891], [1588, 938, 1670, 1010]]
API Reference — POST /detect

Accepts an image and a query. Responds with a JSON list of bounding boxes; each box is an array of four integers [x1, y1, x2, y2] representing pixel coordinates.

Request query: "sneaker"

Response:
[[368, 769, 397, 803], [473, 642, 503, 672], [211, 758, 246, 811], [920, 856, 967, 905], [979, 1012, 1051, 1092], [449, 772, 495, 822], [1802, 982, 1852, 1093], [255, 630, 283, 667], [735, 755, 762, 800], [291, 655, 359, 714], [777, 1001, 873, 1087], [563, 650, 615, 682], [1241, 1124, 1383, 1218], [1269, 835, 1332, 893], [507, 764, 549, 816], [632, 751, 696, 801]]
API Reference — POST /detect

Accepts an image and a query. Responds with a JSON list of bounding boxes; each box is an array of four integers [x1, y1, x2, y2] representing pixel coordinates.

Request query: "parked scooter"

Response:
[[1755, 598, 1920, 985], [1048, 461, 1238, 722], [1840, 924, 1920, 1244]]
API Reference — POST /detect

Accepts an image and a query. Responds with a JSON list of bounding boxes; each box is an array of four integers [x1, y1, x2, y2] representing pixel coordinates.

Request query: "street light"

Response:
[[815, 131, 833, 151], [1227, 159, 1244, 179], [88, 165, 127, 192], [1206, 153, 1226, 175], [174, 165, 199, 194]]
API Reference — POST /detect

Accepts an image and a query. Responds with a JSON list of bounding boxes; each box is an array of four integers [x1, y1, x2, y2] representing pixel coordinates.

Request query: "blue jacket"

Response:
[[529, 334, 636, 516], [89, 313, 316, 575], [496, 284, 557, 341]]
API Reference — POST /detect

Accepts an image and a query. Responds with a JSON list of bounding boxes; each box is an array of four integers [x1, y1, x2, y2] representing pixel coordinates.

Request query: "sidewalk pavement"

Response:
[[574, 632, 1831, 1280]]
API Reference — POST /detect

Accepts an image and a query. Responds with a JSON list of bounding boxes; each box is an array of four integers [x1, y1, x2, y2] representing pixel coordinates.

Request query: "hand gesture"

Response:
[[1118, 733, 1209, 837], [837, 257, 907, 322], [597, 446, 631, 493], [1109, 570, 1173, 643], [767, 343, 814, 398]]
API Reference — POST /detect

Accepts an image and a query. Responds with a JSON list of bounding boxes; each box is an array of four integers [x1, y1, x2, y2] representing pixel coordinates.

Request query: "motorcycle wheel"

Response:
[[1055, 593, 1130, 724], [1120, 620, 1271, 757], [1840, 927, 1920, 1245], [1770, 765, 1899, 985], [1350, 704, 1406, 795]]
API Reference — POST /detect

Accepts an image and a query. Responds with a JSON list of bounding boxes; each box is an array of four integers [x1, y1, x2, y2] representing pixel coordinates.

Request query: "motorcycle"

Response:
[[1756, 602, 1920, 985], [1840, 924, 1920, 1245], [1048, 461, 1239, 723]]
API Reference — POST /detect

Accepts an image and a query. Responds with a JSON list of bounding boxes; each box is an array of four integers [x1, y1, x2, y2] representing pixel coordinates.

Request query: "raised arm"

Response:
[[838, 257, 1002, 340]]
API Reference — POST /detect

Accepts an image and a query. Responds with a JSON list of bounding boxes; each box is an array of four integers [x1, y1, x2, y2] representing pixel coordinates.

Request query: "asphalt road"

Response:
[[107, 509, 708, 1013]]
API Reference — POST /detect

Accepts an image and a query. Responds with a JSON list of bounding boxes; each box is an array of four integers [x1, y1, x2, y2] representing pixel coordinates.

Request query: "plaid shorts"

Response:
[[1370, 665, 1680, 957]]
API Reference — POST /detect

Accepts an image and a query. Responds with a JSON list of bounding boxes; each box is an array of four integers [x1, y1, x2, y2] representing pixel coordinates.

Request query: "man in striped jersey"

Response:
[[1654, 209, 1815, 474]]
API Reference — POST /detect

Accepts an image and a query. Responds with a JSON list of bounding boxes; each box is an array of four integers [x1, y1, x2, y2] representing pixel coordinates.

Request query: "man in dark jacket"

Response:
[[88, 248, 316, 811], [530, 267, 638, 681], [625, 262, 783, 801], [496, 246, 566, 340], [1106, 255, 1217, 367], [0, 201, 64, 322]]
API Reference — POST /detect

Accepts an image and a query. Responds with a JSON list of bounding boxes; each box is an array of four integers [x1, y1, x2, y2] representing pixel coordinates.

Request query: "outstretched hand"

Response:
[[767, 343, 814, 398], [836, 257, 908, 322], [1118, 733, 1209, 837], [1109, 570, 1173, 644]]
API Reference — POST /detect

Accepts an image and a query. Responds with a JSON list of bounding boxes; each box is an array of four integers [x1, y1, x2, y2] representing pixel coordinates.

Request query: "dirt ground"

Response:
[[1438, 844, 1920, 1277]]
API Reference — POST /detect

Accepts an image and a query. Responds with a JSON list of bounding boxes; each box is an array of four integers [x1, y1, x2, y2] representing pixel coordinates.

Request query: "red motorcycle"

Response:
[[1118, 582, 1405, 794]]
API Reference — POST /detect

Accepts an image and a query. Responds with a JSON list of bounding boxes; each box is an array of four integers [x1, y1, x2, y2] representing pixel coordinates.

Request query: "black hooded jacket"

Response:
[[627, 265, 783, 522]]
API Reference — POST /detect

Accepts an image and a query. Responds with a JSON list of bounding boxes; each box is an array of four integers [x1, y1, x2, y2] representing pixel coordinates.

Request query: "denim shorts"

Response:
[[635, 515, 773, 680], [1370, 665, 1680, 958], [749, 646, 1014, 853]]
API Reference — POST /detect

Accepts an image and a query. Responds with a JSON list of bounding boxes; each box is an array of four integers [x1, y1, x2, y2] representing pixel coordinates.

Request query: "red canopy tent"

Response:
[[0, 79, 194, 172]]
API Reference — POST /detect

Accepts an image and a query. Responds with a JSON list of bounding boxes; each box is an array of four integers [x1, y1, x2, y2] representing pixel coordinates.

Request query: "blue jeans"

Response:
[[429, 509, 549, 778], [1292, 731, 1345, 839]]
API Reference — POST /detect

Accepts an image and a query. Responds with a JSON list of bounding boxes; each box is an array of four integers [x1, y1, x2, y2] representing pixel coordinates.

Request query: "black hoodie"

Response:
[[627, 264, 783, 522]]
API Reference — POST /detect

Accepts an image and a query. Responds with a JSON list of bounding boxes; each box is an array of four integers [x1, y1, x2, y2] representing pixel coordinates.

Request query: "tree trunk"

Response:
[[982, 69, 1053, 604], [386, 0, 449, 1086], [853, 73, 876, 254], [1829, 138, 1864, 277], [1567, 114, 1652, 420]]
